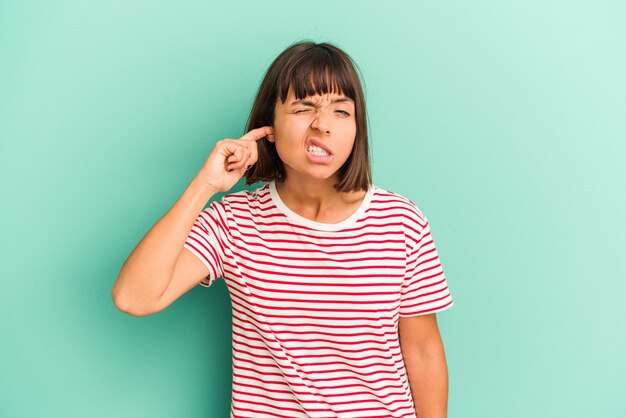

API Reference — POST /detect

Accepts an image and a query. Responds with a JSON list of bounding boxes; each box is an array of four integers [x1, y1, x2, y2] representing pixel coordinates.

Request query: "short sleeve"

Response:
[[399, 215, 454, 317], [183, 199, 228, 287]]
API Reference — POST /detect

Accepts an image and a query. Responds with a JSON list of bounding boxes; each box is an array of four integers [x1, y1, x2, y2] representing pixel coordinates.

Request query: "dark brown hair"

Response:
[[244, 40, 372, 193]]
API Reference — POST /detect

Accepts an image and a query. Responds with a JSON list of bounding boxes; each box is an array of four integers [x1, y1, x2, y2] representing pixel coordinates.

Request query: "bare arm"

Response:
[[111, 126, 272, 317], [399, 313, 449, 418], [111, 176, 216, 316]]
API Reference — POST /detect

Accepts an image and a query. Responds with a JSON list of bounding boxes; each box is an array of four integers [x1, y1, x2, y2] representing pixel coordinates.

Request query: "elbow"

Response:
[[112, 295, 154, 317], [111, 284, 157, 317], [111, 288, 137, 316]]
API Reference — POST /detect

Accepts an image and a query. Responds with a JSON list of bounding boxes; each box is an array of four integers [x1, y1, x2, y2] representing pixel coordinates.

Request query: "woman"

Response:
[[112, 40, 454, 418]]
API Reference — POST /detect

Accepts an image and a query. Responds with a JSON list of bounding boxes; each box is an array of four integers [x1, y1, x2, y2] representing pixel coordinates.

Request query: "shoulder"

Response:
[[201, 183, 270, 230], [214, 182, 271, 212], [222, 182, 269, 202], [371, 185, 427, 226], [371, 185, 430, 249]]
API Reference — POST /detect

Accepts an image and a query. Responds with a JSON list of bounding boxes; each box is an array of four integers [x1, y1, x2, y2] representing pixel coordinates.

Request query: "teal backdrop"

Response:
[[1, 1, 624, 417]]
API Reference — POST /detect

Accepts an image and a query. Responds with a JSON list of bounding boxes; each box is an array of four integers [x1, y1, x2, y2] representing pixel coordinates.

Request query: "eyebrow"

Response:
[[290, 97, 354, 106]]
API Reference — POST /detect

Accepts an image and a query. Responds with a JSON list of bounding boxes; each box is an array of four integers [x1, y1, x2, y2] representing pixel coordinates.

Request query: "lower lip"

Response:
[[306, 149, 334, 164]]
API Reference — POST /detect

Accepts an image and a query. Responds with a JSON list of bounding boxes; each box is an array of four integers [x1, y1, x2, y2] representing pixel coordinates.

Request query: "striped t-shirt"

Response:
[[183, 180, 454, 418]]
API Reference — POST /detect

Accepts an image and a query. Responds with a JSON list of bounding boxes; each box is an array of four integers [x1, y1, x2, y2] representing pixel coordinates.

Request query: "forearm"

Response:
[[112, 175, 216, 313], [404, 341, 449, 418]]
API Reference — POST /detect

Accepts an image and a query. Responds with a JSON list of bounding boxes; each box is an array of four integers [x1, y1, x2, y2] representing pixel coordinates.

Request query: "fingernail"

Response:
[[245, 165, 252, 170], [228, 169, 233, 172]]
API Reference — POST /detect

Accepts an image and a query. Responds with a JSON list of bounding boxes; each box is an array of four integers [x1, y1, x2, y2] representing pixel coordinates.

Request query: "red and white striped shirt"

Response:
[[183, 180, 453, 418]]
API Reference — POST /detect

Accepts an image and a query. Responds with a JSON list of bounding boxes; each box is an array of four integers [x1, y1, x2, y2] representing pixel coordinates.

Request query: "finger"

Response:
[[225, 140, 252, 162], [239, 126, 273, 141], [244, 141, 258, 169], [227, 151, 251, 172], [223, 145, 242, 166], [236, 148, 251, 167], [227, 147, 249, 168]]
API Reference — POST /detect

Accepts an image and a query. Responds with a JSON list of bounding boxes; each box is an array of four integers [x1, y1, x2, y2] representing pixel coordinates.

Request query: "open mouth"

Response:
[[306, 145, 331, 156], [305, 146, 334, 164]]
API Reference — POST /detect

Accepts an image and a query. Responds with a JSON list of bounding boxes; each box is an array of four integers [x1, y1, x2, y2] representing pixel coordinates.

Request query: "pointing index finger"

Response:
[[240, 126, 273, 141]]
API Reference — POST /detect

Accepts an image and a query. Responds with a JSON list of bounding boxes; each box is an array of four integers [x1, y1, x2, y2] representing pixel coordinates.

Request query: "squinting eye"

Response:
[[336, 110, 350, 116], [295, 109, 309, 113]]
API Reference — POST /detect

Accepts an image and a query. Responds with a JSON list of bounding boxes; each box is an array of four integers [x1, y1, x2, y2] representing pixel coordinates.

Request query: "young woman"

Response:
[[112, 41, 454, 418]]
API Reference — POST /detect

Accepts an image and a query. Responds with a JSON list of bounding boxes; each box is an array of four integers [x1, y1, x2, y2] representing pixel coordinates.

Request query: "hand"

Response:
[[196, 126, 273, 193]]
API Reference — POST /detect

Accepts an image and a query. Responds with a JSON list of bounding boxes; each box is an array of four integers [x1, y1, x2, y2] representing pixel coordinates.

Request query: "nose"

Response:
[[310, 108, 331, 134]]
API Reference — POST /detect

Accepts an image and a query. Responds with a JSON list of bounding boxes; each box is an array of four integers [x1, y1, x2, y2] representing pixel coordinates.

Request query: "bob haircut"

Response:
[[244, 40, 372, 193]]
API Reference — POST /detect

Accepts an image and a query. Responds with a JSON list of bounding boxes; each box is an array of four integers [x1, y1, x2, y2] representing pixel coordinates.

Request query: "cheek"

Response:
[[339, 122, 357, 143], [275, 116, 309, 140], [346, 123, 357, 137]]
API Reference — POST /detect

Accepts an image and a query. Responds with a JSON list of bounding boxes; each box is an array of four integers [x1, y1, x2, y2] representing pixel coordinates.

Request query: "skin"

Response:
[[267, 85, 366, 222], [399, 313, 449, 417]]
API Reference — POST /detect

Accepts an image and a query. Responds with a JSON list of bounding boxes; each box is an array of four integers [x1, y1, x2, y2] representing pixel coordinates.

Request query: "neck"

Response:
[[275, 175, 341, 212]]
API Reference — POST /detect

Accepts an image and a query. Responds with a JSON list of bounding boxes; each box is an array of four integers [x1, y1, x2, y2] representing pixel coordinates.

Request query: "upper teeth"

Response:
[[307, 145, 329, 155]]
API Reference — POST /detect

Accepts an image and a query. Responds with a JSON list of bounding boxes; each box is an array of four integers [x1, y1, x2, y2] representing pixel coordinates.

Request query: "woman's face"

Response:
[[269, 85, 357, 182]]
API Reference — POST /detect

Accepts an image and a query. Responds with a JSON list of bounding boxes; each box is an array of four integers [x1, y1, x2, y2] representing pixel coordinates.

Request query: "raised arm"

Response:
[[111, 126, 272, 316]]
